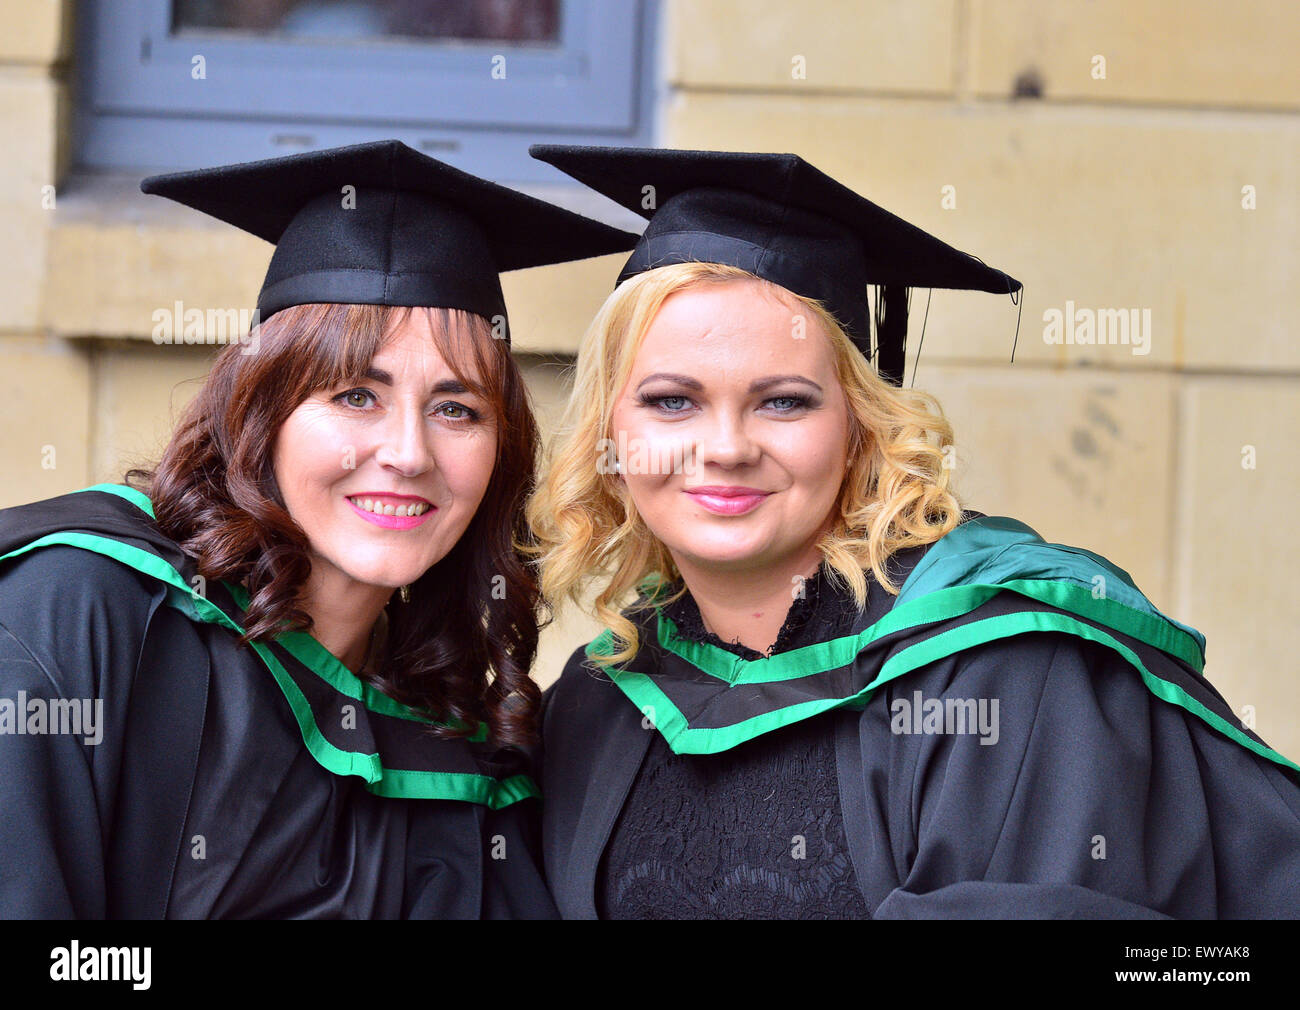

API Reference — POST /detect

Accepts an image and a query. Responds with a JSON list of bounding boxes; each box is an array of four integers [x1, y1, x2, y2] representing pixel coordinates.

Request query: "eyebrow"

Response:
[[363, 367, 475, 396], [635, 372, 824, 395]]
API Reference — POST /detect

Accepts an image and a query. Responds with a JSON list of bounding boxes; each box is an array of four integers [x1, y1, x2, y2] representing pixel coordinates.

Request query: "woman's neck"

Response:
[[298, 566, 394, 673], [676, 549, 825, 656]]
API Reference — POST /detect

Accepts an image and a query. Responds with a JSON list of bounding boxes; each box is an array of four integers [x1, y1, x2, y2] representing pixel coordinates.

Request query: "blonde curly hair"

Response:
[[525, 261, 964, 665]]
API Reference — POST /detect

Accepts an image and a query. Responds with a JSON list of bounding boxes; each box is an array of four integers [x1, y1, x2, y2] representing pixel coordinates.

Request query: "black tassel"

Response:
[[875, 285, 909, 386]]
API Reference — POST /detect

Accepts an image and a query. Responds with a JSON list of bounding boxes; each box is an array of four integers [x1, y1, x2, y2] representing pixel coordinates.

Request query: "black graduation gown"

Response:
[[541, 514, 1300, 919], [0, 484, 556, 919]]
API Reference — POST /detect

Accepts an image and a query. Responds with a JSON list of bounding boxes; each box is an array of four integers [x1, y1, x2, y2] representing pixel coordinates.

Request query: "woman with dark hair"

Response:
[[527, 145, 1300, 919], [0, 140, 635, 918]]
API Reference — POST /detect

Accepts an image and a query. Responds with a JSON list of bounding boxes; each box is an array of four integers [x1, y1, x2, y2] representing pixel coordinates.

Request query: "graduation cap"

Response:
[[529, 145, 1022, 384], [140, 139, 639, 342]]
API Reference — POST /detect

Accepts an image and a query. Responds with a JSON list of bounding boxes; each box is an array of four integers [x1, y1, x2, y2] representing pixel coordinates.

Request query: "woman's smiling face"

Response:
[[272, 309, 498, 594], [609, 278, 851, 576]]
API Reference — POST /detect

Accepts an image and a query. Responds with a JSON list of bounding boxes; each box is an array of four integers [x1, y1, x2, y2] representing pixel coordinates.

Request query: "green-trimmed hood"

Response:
[[0, 483, 537, 808], [583, 515, 1296, 774]]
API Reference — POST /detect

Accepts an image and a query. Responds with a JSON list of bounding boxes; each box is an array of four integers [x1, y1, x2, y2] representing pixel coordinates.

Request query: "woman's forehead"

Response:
[[632, 284, 834, 374], [654, 277, 805, 324], [370, 313, 487, 387]]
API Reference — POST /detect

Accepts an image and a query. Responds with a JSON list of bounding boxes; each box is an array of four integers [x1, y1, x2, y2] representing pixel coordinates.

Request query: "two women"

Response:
[[0, 139, 634, 917], [527, 145, 1300, 918], [4, 138, 1295, 919]]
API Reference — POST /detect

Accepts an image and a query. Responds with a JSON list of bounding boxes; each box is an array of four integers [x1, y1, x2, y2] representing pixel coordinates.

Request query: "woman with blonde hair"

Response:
[[527, 145, 1300, 919]]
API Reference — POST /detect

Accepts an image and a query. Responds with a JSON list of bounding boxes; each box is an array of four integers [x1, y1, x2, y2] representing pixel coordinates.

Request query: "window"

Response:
[[74, 0, 656, 181]]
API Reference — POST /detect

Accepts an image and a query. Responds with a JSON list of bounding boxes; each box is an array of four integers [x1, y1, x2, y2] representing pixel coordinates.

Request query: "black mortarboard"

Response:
[[141, 140, 639, 342], [529, 145, 1022, 384]]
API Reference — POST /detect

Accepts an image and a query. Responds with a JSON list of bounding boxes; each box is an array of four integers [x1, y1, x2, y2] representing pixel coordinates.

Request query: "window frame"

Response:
[[73, 0, 658, 182]]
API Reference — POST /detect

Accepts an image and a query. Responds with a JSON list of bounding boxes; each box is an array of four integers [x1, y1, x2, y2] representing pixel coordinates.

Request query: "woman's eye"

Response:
[[766, 395, 810, 412], [435, 402, 480, 422], [642, 394, 692, 413], [335, 388, 376, 409]]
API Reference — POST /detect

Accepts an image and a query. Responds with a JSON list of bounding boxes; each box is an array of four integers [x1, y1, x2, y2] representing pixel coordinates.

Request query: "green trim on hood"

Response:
[[222, 581, 487, 740], [599, 606, 1298, 771], [581, 515, 1297, 773], [640, 576, 1204, 686], [0, 487, 534, 807], [79, 481, 157, 519]]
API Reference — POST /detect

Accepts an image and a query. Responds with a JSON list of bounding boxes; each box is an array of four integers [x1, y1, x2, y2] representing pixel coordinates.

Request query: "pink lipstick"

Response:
[[346, 493, 437, 530], [684, 486, 771, 516]]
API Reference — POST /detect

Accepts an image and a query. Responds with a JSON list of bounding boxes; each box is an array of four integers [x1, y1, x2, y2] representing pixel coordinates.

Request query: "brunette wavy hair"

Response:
[[127, 302, 544, 748], [526, 262, 964, 667]]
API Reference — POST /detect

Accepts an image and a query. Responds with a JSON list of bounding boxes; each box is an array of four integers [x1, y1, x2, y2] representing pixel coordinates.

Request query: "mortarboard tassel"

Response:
[[875, 284, 910, 387]]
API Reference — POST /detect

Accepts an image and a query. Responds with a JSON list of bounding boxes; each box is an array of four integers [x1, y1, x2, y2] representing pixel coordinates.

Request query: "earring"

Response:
[[399, 584, 410, 603]]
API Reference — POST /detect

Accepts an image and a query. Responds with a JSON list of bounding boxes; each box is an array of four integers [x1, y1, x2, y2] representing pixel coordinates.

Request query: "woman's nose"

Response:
[[691, 410, 761, 470], [373, 406, 433, 476]]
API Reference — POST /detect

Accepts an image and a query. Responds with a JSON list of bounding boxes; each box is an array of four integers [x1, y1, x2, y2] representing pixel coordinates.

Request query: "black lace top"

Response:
[[596, 564, 872, 919]]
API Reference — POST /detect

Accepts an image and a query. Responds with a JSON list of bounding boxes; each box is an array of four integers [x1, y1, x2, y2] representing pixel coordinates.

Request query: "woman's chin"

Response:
[[674, 538, 779, 571], [331, 565, 426, 594]]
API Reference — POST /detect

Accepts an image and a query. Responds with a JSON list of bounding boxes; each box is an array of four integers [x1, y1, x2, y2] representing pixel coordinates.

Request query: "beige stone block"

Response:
[[534, 593, 608, 691], [1173, 378, 1300, 762], [90, 342, 216, 485], [918, 363, 1177, 609], [0, 0, 70, 65], [516, 353, 576, 435], [42, 216, 270, 339], [0, 75, 61, 330], [0, 334, 91, 506], [665, 93, 1300, 372], [971, 0, 1300, 110], [502, 253, 626, 355], [667, 0, 958, 94]]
